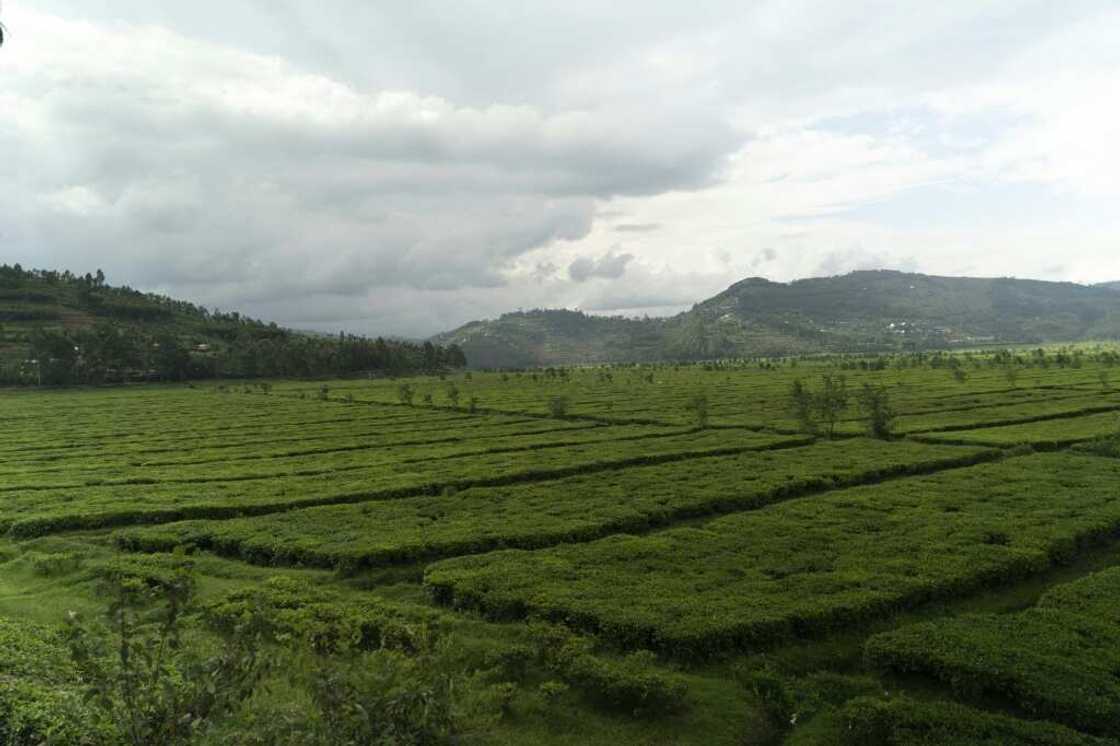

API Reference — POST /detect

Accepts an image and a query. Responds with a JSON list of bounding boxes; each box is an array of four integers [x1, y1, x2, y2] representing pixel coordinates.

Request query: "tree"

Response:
[[686, 393, 709, 429], [153, 335, 190, 381], [858, 383, 894, 439], [789, 375, 849, 438], [547, 395, 570, 418], [815, 374, 849, 438], [788, 379, 817, 435]]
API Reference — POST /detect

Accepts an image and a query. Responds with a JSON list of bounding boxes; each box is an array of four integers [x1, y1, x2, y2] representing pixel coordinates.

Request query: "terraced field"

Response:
[[4, 349, 1120, 745]]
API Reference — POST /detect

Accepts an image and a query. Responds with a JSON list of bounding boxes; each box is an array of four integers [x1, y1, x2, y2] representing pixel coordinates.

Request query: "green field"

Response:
[[4, 348, 1120, 744]]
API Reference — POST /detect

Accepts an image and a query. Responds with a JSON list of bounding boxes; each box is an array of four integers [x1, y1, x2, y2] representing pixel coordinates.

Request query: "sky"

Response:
[[2, 1, 1119, 337]]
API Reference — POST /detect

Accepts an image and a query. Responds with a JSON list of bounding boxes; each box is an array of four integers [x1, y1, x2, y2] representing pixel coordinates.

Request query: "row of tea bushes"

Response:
[[425, 453, 1120, 657], [865, 566, 1120, 737], [115, 440, 997, 569]]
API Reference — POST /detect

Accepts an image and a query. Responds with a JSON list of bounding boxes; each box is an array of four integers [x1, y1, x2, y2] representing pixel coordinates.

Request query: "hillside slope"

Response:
[[434, 271, 1120, 367], [0, 264, 464, 384]]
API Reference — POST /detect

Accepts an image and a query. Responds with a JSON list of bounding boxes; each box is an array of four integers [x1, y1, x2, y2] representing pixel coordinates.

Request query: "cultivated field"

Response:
[[4, 348, 1120, 744]]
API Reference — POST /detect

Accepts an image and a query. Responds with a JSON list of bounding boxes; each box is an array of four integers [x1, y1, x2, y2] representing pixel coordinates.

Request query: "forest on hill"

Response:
[[433, 270, 1120, 367], [0, 264, 465, 385]]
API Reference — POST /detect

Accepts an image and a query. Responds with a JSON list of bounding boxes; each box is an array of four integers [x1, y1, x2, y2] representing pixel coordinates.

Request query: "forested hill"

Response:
[[0, 264, 465, 385], [433, 270, 1120, 367]]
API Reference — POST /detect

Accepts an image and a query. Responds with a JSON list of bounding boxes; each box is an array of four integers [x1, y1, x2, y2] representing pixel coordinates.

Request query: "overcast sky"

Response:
[[3, 1, 1120, 337]]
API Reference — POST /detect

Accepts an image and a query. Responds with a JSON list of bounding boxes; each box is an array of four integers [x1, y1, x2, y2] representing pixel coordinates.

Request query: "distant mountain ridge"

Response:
[[433, 270, 1120, 367]]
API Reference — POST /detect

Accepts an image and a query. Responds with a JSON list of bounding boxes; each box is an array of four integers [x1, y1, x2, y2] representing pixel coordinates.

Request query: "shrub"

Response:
[[26, 550, 84, 577], [686, 393, 709, 429], [858, 384, 894, 439], [547, 395, 570, 418], [64, 565, 268, 746], [526, 623, 687, 715]]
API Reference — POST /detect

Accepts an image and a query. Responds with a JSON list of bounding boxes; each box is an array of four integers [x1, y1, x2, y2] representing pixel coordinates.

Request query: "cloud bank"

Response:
[[2, 1, 1119, 336]]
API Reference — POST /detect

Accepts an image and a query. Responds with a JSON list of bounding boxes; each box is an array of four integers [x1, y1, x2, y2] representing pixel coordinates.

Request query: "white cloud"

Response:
[[3, 1, 1119, 336]]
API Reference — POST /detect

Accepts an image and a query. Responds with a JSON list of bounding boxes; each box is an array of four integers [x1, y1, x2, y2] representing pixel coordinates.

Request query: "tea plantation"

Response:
[[3, 347, 1120, 744]]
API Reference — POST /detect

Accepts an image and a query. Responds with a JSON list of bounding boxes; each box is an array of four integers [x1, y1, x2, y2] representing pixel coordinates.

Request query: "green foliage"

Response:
[[738, 666, 879, 733], [63, 566, 268, 745], [788, 379, 816, 434], [0, 616, 110, 744], [0, 265, 465, 384], [835, 696, 1109, 745], [426, 453, 1120, 657], [919, 410, 1120, 449], [25, 550, 84, 577], [686, 392, 709, 429], [865, 566, 1120, 737], [397, 382, 415, 406], [115, 439, 984, 570], [6, 353, 1120, 743], [433, 270, 1120, 367], [205, 576, 443, 655], [858, 383, 894, 439], [547, 394, 570, 418], [526, 624, 688, 715], [815, 374, 849, 438], [788, 374, 849, 437]]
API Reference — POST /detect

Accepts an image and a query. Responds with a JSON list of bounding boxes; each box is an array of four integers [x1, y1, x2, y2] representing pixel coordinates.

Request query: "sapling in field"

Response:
[[815, 374, 849, 439], [789, 375, 849, 438], [686, 393, 710, 429], [548, 395, 570, 418], [858, 383, 894, 439], [789, 379, 817, 434]]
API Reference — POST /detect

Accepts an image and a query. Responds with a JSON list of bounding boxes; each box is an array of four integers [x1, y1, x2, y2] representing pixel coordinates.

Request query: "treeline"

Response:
[[0, 264, 465, 385], [3, 324, 465, 385]]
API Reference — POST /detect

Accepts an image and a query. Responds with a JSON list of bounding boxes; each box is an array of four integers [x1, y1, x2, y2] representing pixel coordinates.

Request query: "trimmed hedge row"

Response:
[[915, 410, 1120, 449], [113, 440, 999, 570], [5, 429, 802, 538], [833, 696, 1110, 746], [204, 576, 445, 655], [865, 566, 1120, 737], [425, 453, 1120, 658]]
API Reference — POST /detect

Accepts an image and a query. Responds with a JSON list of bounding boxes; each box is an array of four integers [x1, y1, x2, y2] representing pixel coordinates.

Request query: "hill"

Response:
[[0, 264, 464, 384], [433, 270, 1120, 367]]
